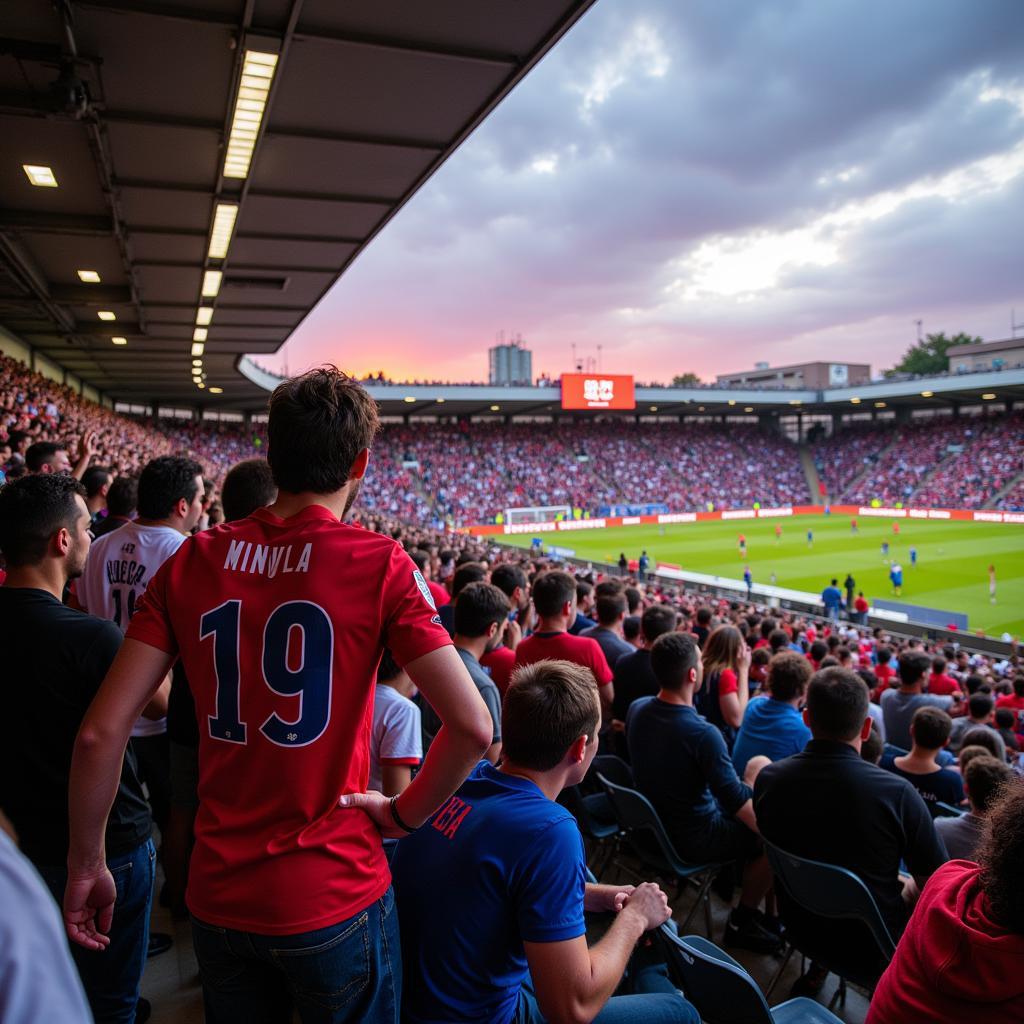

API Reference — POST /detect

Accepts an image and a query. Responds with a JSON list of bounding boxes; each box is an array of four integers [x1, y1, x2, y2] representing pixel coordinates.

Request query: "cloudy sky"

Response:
[[261, 0, 1024, 384]]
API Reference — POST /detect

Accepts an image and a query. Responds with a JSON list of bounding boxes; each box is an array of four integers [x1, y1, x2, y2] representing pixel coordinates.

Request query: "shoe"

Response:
[[136, 997, 152, 1023], [789, 963, 829, 999], [753, 908, 785, 938], [147, 932, 173, 958], [723, 914, 785, 955]]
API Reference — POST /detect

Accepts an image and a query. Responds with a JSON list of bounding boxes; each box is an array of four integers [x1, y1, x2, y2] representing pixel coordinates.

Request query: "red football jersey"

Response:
[[513, 630, 613, 687], [126, 505, 451, 934], [480, 644, 516, 695]]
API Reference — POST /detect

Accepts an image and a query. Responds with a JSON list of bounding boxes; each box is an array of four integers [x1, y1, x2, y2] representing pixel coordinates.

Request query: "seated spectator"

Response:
[[880, 707, 965, 809], [391, 660, 699, 1024], [694, 624, 751, 751], [862, 724, 884, 764], [935, 755, 1013, 861], [748, 646, 771, 691], [871, 647, 896, 700], [755, 668, 947, 992], [580, 588, 633, 669], [481, 563, 530, 694], [610, 604, 677, 725], [692, 606, 713, 647], [371, 649, 422, 796], [867, 781, 1024, 1024], [960, 727, 1008, 764], [881, 651, 961, 750], [732, 652, 813, 776], [90, 474, 137, 539], [568, 579, 598, 635], [627, 633, 780, 953], [218, 457, 276, 522], [949, 693, 1006, 760], [622, 614, 642, 647], [422, 581, 506, 763], [438, 560, 488, 636], [514, 570, 613, 714], [995, 677, 1024, 747], [928, 656, 964, 698], [994, 707, 1021, 754]]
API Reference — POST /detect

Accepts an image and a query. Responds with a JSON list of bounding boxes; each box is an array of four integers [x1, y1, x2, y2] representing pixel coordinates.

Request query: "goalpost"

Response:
[[504, 504, 572, 525]]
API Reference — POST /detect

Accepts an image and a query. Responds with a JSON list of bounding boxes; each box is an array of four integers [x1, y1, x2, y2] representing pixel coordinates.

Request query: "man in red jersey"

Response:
[[514, 569, 613, 714], [481, 562, 530, 695], [64, 368, 493, 1024]]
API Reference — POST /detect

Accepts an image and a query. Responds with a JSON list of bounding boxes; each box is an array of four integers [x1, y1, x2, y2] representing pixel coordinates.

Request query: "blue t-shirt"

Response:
[[732, 697, 812, 776], [626, 697, 751, 852], [821, 586, 843, 610], [391, 762, 586, 1024]]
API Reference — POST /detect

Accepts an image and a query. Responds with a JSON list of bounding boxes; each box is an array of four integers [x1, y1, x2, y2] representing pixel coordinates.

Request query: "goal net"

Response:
[[505, 505, 572, 525]]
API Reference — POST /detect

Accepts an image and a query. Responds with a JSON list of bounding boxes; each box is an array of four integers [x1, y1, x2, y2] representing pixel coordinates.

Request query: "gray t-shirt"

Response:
[[420, 647, 502, 751], [935, 812, 985, 861], [880, 689, 954, 750]]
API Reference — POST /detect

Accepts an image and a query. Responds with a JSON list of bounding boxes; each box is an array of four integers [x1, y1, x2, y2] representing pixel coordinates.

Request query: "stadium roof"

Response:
[[0, 0, 596, 409], [239, 358, 1024, 417]]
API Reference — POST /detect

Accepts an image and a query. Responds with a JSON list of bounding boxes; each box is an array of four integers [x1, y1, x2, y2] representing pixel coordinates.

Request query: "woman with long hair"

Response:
[[696, 624, 750, 750]]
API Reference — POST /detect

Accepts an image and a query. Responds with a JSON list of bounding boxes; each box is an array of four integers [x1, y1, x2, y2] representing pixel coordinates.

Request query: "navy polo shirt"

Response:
[[391, 762, 586, 1024]]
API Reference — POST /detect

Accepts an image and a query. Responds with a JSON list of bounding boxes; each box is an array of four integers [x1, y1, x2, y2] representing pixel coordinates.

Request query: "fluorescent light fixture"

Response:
[[850, 397, 861, 404], [196, 306, 214, 326], [77, 270, 101, 283], [193, 328, 208, 343], [727, 399, 736, 406], [192, 358, 203, 368], [403, 396, 416, 403], [649, 405, 658, 412], [982, 393, 996, 400], [789, 399, 802, 406], [490, 405, 500, 412], [209, 386, 224, 394], [191, 342, 205, 357], [201, 270, 223, 297], [197, 382, 205, 389], [23, 164, 57, 187], [744, 406, 754, 412], [207, 203, 238, 260], [875, 401, 887, 408], [921, 390, 934, 398], [435, 398, 445, 404], [97, 310, 116, 321], [111, 337, 127, 346], [223, 50, 279, 179]]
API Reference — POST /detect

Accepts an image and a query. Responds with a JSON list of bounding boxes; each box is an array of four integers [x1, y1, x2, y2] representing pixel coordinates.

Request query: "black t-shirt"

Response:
[[754, 739, 946, 941], [0, 587, 151, 866], [611, 648, 659, 721]]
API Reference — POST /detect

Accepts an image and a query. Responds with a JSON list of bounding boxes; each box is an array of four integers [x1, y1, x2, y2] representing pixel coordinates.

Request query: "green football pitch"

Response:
[[502, 514, 1024, 639]]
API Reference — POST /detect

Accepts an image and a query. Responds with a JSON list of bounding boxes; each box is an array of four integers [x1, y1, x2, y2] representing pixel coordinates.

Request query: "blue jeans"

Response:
[[39, 839, 155, 1024], [191, 886, 401, 1024], [514, 959, 699, 1024]]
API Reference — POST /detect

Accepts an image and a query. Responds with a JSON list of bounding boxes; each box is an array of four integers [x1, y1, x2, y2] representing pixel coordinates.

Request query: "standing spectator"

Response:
[[75, 456, 206, 840], [854, 591, 869, 624], [821, 578, 843, 621], [881, 652, 961, 750], [879, 708, 965, 808], [91, 475, 137, 539], [638, 549, 650, 581], [867, 782, 1024, 1024], [618, 552, 628, 575], [63, 368, 493, 1023], [514, 570, 613, 715], [81, 465, 112, 531], [843, 573, 856, 613], [0, 474, 158, 1023], [370, 650, 422, 796], [732, 652, 813, 776], [694, 624, 751, 751], [934, 755, 1013, 861]]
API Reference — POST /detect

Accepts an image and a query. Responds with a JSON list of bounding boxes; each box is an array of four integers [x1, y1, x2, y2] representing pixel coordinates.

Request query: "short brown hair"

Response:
[[910, 706, 952, 750], [768, 651, 812, 702], [964, 755, 1013, 813], [595, 591, 628, 626], [267, 366, 379, 493], [805, 667, 869, 741], [531, 570, 577, 617], [502, 660, 600, 771]]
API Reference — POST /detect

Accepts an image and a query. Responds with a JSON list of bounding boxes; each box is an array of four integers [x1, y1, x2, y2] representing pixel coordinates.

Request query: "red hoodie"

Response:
[[867, 861, 1024, 1024]]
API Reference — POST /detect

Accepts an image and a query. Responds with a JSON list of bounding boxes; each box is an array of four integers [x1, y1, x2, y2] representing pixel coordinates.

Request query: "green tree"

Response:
[[671, 372, 702, 387], [884, 331, 982, 377]]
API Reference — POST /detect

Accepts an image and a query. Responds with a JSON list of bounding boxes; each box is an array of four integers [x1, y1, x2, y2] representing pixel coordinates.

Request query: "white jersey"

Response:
[[368, 684, 422, 793], [77, 521, 186, 736]]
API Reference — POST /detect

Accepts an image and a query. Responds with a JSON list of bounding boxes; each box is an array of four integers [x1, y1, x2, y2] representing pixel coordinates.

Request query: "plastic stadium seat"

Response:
[[586, 754, 635, 790], [933, 801, 967, 819], [764, 841, 897, 1009], [559, 785, 620, 878], [657, 926, 845, 1024], [596, 774, 721, 935]]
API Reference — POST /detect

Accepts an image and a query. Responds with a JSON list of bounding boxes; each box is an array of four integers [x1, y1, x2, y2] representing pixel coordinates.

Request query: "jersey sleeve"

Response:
[[379, 699, 423, 766], [718, 668, 739, 696], [124, 554, 178, 656], [381, 546, 453, 667], [588, 639, 613, 687], [513, 817, 587, 943]]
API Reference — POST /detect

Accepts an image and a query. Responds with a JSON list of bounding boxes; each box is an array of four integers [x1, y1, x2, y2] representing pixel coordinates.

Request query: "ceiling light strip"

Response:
[[207, 203, 238, 260], [223, 50, 278, 180]]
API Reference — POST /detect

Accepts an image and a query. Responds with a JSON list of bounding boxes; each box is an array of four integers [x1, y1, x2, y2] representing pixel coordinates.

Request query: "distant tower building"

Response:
[[489, 335, 532, 385]]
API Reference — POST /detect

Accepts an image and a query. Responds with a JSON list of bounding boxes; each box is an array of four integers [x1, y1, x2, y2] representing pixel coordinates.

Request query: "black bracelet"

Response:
[[389, 795, 418, 834]]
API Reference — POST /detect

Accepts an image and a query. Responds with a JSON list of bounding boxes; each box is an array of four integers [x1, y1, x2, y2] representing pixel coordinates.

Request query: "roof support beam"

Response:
[[116, 178, 394, 207], [0, 209, 112, 235]]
